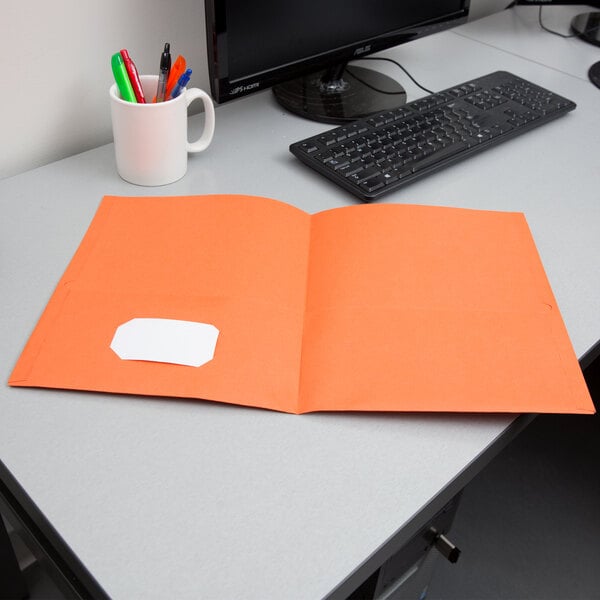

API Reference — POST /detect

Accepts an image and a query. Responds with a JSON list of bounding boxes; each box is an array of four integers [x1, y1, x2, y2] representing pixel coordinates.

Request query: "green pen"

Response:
[[111, 52, 137, 102]]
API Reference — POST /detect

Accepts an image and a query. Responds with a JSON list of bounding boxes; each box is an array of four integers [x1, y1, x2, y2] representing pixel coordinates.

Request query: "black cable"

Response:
[[505, 3, 574, 35], [350, 7, 600, 95], [537, 6, 578, 38], [506, 5, 600, 39], [349, 56, 434, 94]]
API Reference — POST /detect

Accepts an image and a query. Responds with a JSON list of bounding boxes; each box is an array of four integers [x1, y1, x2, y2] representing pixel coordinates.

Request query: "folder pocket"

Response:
[[9, 288, 304, 413], [298, 304, 583, 414]]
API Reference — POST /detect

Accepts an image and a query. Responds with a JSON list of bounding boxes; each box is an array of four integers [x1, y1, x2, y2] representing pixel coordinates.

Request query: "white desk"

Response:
[[1, 7, 599, 599]]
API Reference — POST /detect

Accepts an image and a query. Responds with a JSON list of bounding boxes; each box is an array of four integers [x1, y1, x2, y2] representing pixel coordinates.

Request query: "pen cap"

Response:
[[179, 69, 192, 87], [160, 42, 171, 72]]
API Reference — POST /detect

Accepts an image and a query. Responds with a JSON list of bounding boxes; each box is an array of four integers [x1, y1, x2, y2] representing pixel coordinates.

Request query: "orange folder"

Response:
[[9, 195, 595, 415]]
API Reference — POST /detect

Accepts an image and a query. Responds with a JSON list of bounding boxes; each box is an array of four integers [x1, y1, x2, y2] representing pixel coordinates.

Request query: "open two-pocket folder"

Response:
[[9, 194, 594, 415]]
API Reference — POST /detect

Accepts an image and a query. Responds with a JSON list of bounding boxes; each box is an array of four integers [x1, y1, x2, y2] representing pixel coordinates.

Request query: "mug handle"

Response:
[[185, 88, 215, 153]]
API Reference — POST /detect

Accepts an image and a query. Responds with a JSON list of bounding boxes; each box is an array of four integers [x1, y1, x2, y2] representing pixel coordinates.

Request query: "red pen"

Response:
[[120, 49, 146, 103]]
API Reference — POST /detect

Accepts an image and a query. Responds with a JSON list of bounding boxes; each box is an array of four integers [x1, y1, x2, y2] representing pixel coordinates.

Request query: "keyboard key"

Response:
[[299, 142, 318, 153], [356, 166, 383, 183], [359, 178, 385, 193]]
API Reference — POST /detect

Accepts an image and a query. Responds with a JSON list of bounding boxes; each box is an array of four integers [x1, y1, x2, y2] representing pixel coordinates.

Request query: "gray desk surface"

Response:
[[1, 7, 599, 599], [456, 5, 600, 82]]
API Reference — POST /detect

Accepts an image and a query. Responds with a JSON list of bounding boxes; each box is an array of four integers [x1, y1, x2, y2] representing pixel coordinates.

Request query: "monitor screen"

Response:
[[205, 0, 470, 123]]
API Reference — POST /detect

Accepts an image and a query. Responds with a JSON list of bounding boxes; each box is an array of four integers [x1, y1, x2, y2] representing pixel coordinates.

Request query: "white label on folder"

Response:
[[110, 318, 219, 367]]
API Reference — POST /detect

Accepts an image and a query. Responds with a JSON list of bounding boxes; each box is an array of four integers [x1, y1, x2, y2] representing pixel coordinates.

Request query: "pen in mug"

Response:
[[152, 54, 186, 102], [120, 49, 146, 103], [169, 69, 192, 99], [111, 52, 137, 103], [165, 55, 187, 99], [155, 42, 171, 102]]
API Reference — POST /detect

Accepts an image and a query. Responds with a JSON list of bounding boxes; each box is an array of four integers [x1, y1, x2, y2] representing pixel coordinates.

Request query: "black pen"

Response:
[[155, 42, 171, 102]]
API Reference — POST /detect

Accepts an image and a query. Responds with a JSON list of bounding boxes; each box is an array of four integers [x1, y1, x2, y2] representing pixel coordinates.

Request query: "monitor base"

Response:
[[589, 61, 600, 89], [571, 11, 600, 46], [273, 64, 406, 124]]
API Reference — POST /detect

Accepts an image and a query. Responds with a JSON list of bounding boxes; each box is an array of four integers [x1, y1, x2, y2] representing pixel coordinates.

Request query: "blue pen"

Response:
[[169, 69, 192, 99]]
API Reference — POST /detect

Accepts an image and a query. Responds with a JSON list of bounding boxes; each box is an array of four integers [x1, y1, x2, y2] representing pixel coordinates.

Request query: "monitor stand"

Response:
[[570, 12, 600, 89], [571, 11, 600, 46], [589, 61, 600, 89], [273, 63, 406, 124]]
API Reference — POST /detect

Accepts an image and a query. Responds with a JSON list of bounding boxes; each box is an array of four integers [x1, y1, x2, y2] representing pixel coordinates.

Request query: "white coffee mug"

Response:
[[110, 75, 215, 186]]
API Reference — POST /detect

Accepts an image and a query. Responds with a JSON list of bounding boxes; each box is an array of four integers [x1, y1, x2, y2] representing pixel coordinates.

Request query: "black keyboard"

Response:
[[289, 71, 576, 202]]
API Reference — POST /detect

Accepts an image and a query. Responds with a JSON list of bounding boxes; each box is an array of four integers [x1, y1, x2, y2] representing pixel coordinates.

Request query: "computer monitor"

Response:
[[204, 0, 470, 124]]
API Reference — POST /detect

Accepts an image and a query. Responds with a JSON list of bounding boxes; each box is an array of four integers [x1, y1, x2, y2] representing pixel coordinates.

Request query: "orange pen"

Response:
[[152, 55, 186, 102]]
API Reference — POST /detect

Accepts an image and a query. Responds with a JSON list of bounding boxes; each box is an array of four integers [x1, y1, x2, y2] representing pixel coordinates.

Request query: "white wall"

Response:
[[1, 0, 505, 180], [1, 0, 208, 180]]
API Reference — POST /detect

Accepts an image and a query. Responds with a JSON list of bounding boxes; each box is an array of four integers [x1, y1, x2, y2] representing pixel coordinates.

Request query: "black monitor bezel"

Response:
[[205, 0, 471, 104]]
